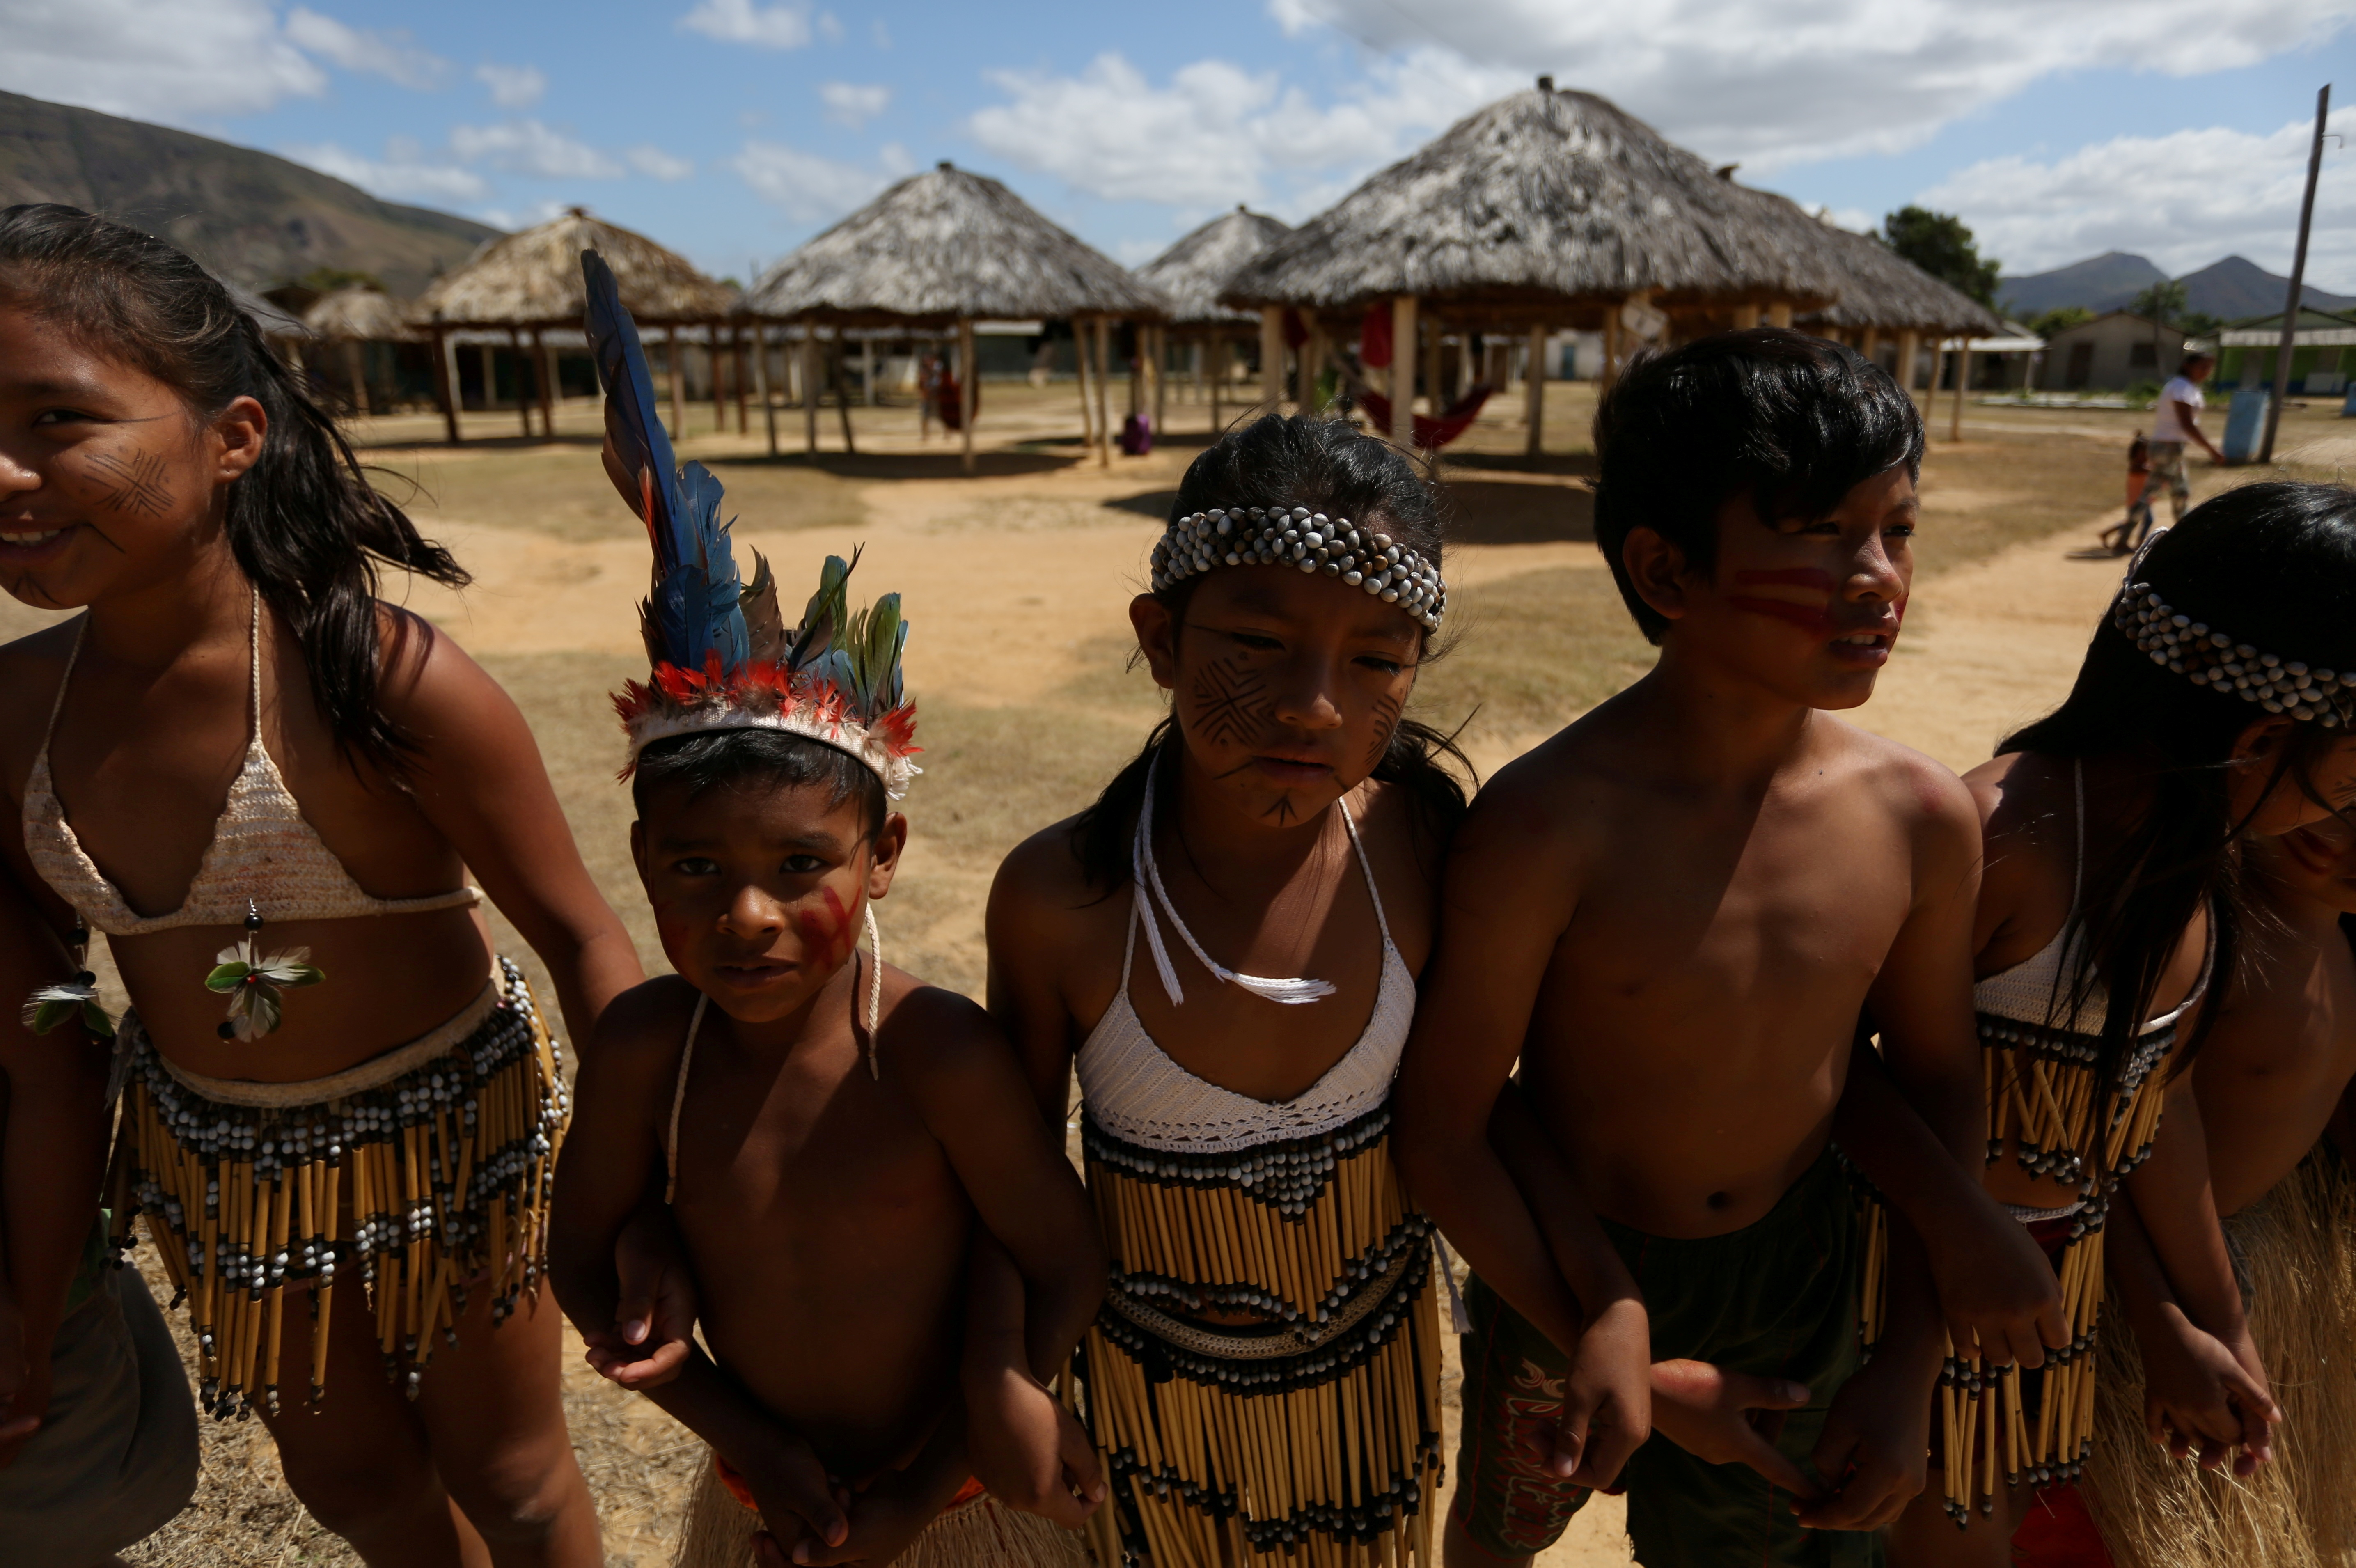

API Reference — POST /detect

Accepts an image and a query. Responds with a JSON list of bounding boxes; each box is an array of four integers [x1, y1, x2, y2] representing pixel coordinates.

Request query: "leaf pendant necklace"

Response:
[[206, 901, 326, 1041]]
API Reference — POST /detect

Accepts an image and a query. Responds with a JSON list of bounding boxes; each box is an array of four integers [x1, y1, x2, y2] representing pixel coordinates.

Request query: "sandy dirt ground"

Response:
[[0, 380, 2303, 1566]]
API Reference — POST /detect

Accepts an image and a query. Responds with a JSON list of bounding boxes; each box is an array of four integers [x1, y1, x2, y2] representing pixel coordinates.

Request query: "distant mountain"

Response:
[[1998, 252, 2168, 316], [2175, 255, 2356, 320], [0, 89, 498, 297]]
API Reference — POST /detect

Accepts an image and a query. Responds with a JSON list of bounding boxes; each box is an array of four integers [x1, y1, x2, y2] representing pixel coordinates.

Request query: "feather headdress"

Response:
[[583, 250, 919, 796]]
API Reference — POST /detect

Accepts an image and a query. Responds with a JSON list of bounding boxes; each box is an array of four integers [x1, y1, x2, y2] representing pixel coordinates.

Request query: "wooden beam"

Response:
[[1859, 327, 1881, 364], [829, 333, 857, 455], [1152, 326, 1167, 436], [1094, 317, 1114, 465], [430, 323, 460, 444], [1209, 335, 1222, 433], [752, 323, 778, 457], [1766, 302, 1792, 329], [958, 317, 977, 476], [539, 328, 560, 437], [1261, 306, 1284, 415], [1390, 293, 1417, 449], [666, 325, 686, 442], [733, 324, 750, 433], [1949, 341, 1971, 443], [511, 328, 533, 438], [1894, 330, 1921, 406], [802, 331, 818, 455], [342, 338, 371, 419], [1603, 305, 1623, 390], [1732, 304, 1761, 330], [1074, 317, 1095, 455], [1526, 323, 1547, 458]]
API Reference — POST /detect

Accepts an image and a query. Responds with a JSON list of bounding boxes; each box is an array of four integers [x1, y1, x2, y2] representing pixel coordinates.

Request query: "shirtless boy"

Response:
[[1398, 329, 2049, 1566], [550, 722, 1106, 1566]]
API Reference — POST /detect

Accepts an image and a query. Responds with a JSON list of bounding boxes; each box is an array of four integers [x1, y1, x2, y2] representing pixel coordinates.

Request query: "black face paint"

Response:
[[1191, 656, 1272, 748], [83, 447, 172, 519], [1365, 692, 1403, 771]]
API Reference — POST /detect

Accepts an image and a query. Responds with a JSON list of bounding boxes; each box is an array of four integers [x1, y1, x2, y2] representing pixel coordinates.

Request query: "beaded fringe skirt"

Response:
[[105, 957, 567, 1418], [2084, 1150, 2356, 1568], [1072, 1102, 1444, 1568]]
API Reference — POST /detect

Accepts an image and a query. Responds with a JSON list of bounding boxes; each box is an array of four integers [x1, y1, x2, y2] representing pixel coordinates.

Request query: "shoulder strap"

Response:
[[1336, 795, 1395, 952], [663, 993, 710, 1205], [248, 590, 263, 732], [35, 616, 90, 756]]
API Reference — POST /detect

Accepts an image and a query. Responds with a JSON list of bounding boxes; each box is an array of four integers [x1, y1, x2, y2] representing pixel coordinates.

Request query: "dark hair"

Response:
[[633, 726, 888, 840], [1070, 414, 1469, 890], [2179, 352, 2214, 373], [1591, 327, 1924, 644], [2002, 482, 2356, 1100], [0, 204, 468, 771]]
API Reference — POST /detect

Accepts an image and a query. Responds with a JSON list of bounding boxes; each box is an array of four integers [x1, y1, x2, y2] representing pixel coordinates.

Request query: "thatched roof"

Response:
[[743, 161, 1166, 326], [303, 284, 414, 341], [1224, 84, 1846, 324], [1137, 206, 1293, 327], [411, 207, 735, 326], [1796, 217, 2001, 337], [229, 282, 309, 340]]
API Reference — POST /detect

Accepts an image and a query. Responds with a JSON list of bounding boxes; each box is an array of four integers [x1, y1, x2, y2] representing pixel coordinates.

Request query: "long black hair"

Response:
[[1071, 414, 1469, 890], [2002, 482, 2356, 1093], [0, 204, 469, 773]]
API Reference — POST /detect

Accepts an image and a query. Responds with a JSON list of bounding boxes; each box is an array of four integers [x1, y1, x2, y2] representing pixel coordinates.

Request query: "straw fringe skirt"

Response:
[[107, 957, 567, 1417], [2083, 1151, 2356, 1568], [674, 1461, 1093, 1568]]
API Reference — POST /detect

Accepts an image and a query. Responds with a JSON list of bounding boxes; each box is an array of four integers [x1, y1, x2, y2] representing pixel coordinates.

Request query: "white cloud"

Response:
[[678, 0, 814, 49], [731, 140, 894, 222], [819, 81, 890, 128], [816, 11, 842, 41], [475, 62, 546, 109], [967, 49, 1515, 211], [1922, 119, 2356, 287], [1266, 0, 2356, 170], [628, 145, 696, 181], [283, 138, 489, 204], [450, 119, 626, 179], [283, 7, 449, 92], [0, 0, 324, 121]]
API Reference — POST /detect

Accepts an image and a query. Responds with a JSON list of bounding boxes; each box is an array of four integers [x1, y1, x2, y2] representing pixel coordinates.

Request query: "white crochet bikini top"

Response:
[[21, 598, 481, 937], [1973, 759, 2210, 1039], [1076, 774, 1416, 1155]]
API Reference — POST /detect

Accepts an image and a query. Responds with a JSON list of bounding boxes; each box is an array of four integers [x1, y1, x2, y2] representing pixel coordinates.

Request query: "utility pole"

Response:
[[2261, 84, 2330, 464]]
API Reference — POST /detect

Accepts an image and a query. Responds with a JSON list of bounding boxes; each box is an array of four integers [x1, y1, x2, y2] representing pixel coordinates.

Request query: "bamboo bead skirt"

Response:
[[106, 956, 568, 1419]]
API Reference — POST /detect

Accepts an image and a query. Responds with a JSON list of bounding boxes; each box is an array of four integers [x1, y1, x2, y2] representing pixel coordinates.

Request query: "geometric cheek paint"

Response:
[[1728, 567, 1836, 636], [795, 884, 863, 970]]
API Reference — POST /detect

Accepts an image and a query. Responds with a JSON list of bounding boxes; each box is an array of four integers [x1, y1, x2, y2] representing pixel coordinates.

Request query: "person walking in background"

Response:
[[2146, 353, 2224, 522], [2102, 434, 2156, 555]]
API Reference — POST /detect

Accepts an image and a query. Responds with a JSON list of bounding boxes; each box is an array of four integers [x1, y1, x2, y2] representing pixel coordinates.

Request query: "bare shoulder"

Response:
[[988, 812, 1118, 955], [581, 974, 704, 1089], [872, 965, 1026, 1094], [1813, 718, 1978, 843], [1456, 716, 1622, 861], [369, 603, 518, 731], [0, 619, 80, 795]]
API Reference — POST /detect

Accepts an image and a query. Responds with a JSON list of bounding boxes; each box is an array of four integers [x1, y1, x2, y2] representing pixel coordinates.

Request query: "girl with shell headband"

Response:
[[985, 416, 1632, 1568], [1882, 483, 2356, 1565]]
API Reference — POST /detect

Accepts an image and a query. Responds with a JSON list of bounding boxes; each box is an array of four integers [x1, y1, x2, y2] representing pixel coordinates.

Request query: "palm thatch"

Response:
[[1795, 217, 2001, 337], [411, 206, 735, 326], [1137, 207, 1293, 327], [302, 283, 414, 341], [743, 162, 1166, 326], [1224, 84, 1846, 326]]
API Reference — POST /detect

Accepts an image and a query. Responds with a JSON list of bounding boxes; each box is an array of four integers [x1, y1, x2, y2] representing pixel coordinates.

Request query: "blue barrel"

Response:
[[2223, 389, 2269, 463], [2342, 382, 2356, 417]]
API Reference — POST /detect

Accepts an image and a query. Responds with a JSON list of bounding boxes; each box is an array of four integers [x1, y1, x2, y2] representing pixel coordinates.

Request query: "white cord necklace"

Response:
[[1131, 766, 1338, 1006]]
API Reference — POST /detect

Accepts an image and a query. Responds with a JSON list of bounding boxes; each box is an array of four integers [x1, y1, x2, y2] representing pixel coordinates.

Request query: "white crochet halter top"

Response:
[[1075, 770, 1416, 1156], [22, 596, 481, 937]]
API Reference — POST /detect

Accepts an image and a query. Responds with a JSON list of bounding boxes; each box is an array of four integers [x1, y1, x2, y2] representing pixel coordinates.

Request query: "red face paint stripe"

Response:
[[1732, 567, 1838, 590]]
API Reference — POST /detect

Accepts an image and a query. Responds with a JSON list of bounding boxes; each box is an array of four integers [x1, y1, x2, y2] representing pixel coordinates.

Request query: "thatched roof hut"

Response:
[[1795, 218, 2001, 338], [303, 284, 413, 341], [744, 161, 1168, 470], [1225, 85, 1843, 326], [1138, 207, 1293, 327], [412, 206, 733, 326]]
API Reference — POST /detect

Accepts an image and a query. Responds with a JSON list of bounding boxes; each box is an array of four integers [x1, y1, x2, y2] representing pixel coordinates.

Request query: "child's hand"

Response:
[[740, 1440, 852, 1563], [963, 1364, 1106, 1527], [1795, 1349, 1930, 1531], [2139, 1309, 2279, 1476], [1647, 1359, 1822, 1503], [1556, 1297, 1650, 1489], [1925, 1205, 2067, 1370], [772, 1466, 939, 1568], [582, 1206, 699, 1391]]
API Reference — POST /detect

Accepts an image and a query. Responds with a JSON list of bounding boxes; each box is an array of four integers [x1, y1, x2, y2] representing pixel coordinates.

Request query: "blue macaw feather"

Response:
[[582, 250, 749, 674]]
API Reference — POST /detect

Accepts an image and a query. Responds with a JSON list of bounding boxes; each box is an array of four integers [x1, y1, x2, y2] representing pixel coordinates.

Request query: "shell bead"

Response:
[[1150, 509, 1446, 630]]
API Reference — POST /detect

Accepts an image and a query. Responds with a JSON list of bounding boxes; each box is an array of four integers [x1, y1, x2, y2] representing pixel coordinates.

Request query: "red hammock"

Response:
[[1357, 385, 1493, 450]]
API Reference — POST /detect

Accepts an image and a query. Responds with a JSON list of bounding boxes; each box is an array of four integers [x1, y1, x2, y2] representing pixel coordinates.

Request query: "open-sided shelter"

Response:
[[1136, 206, 1293, 436], [1791, 215, 2002, 439], [410, 206, 737, 443], [1224, 78, 1847, 456], [301, 284, 415, 417], [743, 160, 1167, 471]]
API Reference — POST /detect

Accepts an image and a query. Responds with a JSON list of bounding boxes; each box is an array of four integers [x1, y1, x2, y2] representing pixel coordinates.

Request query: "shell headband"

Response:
[[583, 250, 919, 794], [2113, 581, 2351, 729], [1149, 506, 1446, 630]]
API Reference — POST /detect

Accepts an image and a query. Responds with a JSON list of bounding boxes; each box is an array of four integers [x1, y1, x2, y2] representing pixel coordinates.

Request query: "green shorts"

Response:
[[1450, 1146, 1878, 1567]]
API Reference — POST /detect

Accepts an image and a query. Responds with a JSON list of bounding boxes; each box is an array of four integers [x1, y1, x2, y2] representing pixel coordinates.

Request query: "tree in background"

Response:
[[2030, 305, 2094, 341], [2126, 282, 2219, 371], [1882, 206, 2001, 306]]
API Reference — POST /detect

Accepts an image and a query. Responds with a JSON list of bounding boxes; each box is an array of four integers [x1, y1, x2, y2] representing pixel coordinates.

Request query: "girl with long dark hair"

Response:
[[1891, 482, 2356, 1563], [0, 204, 641, 1566]]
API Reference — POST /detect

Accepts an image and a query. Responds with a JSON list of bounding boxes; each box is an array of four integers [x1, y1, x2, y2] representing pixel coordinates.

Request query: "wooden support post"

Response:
[[511, 329, 533, 438], [802, 332, 818, 455], [752, 323, 778, 457], [431, 323, 461, 444], [1306, 319, 1329, 413], [1261, 306, 1284, 415], [1859, 327, 1881, 366], [733, 325, 749, 433], [830, 333, 857, 455], [1733, 304, 1761, 330], [1390, 293, 1417, 449], [1766, 302, 1793, 329], [1604, 305, 1625, 389], [1094, 317, 1114, 465], [958, 317, 978, 476], [862, 335, 875, 406], [538, 329, 559, 437], [1127, 326, 1141, 420], [341, 339, 371, 418], [1895, 330, 1921, 406], [709, 321, 727, 435], [1526, 323, 1548, 458], [1074, 318, 1095, 455], [666, 325, 686, 442], [1152, 326, 1168, 435], [1949, 342, 1971, 443], [1209, 336, 1222, 433]]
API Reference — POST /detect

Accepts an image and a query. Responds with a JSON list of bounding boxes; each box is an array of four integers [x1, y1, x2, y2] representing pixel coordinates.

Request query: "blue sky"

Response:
[[7, 0, 2354, 293]]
